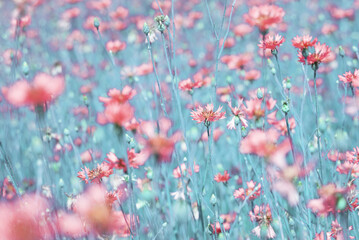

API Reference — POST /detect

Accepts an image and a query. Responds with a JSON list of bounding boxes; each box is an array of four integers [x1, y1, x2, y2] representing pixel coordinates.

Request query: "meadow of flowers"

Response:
[[1, 0, 359, 239]]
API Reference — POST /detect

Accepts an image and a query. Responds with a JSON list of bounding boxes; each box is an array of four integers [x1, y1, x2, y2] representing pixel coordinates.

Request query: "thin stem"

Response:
[[313, 70, 323, 178], [285, 112, 296, 162]]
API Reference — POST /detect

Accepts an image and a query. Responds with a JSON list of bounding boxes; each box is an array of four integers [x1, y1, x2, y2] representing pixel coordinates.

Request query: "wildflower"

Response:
[[267, 110, 296, 135], [227, 100, 248, 129], [249, 204, 276, 239], [234, 180, 261, 200], [0, 194, 53, 240], [173, 163, 200, 178], [137, 118, 181, 163], [191, 103, 226, 126], [244, 4, 285, 34], [240, 128, 291, 168], [307, 183, 349, 217], [77, 163, 113, 184], [241, 69, 261, 81], [97, 86, 136, 128], [299, 42, 332, 67], [214, 170, 230, 183], [2, 73, 65, 108], [73, 184, 136, 236], [106, 40, 126, 53], [292, 35, 317, 51], [99, 86, 136, 106], [346, 147, 359, 163], [222, 53, 252, 70], [258, 34, 285, 51], [339, 70, 359, 87]]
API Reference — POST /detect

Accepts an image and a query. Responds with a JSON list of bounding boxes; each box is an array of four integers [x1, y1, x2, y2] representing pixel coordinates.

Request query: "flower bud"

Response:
[[257, 88, 263, 99], [143, 22, 150, 35], [93, 18, 100, 30]]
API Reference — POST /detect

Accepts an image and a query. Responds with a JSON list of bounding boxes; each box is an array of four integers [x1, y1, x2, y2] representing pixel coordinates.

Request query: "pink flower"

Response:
[[137, 118, 181, 163], [339, 70, 359, 87], [73, 184, 136, 236], [0, 194, 53, 240], [258, 34, 285, 51], [241, 69, 261, 81], [240, 128, 291, 168], [191, 103, 226, 126], [249, 204, 276, 239], [2, 73, 65, 108], [77, 163, 113, 184], [173, 163, 200, 178], [299, 42, 332, 65], [307, 183, 348, 217], [234, 180, 261, 200], [97, 94, 135, 127], [214, 170, 230, 183], [106, 40, 126, 53], [244, 4, 285, 33], [99, 86, 136, 106], [292, 35, 317, 50], [227, 100, 248, 129]]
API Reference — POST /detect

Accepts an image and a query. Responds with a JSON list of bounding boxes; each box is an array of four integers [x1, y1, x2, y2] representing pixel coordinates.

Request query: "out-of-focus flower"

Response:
[[106, 40, 126, 53], [2, 73, 65, 108], [137, 118, 181, 163], [307, 183, 349, 217], [173, 163, 200, 178], [244, 4, 285, 33], [241, 69, 261, 81], [0, 194, 53, 240], [214, 170, 230, 183], [97, 86, 136, 127], [240, 128, 291, 168], [227, 100, 248, 129], [267, 110, 296, 135], [339, 70, 359, 87], [73, 184, 135, 236], [191, 103, 225, 126], [234, 180, 261, 200]]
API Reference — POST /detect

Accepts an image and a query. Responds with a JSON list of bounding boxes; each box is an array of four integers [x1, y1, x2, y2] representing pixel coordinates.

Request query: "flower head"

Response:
[[191, 103, 225, 126], [2, 73, 65, 108], [234, 180, 261, 200], [214, 170, 230, 183], [244, 4, 285, 33], [292, 35, 317, 50], [299, 42, 332, 66], [339, 70, 359, 87], [227, 100, 248, 129], [258, 34, 285, 51]]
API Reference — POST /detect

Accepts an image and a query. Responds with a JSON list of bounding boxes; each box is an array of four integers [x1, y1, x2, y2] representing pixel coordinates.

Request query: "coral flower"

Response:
[[2, 73, 65, 108], [227, 100, 248, 129], [233, 180, 261, 200], [244, 4, 285, 33], [214, 170, 230, 183], [106, 40, 126, 53], [307, 183, 349, 217], [137, 118, 181, 163], [191, 103, 226, 126], [339, 70, 359, 87], [299, 42, 332, 66], [292, 35, 317, 50], [249, 204, 276, 239], [77, 163, 113, 184], [258, 34, 285, 51]]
